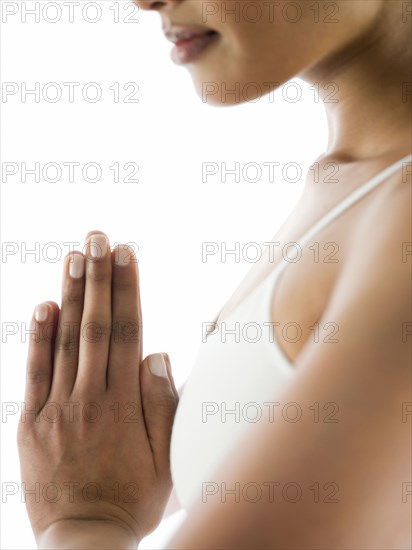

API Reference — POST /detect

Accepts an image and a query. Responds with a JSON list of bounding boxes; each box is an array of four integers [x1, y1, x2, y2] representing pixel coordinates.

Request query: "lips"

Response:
[[163, 24, 219, 65], [163, 26, 217, 45]]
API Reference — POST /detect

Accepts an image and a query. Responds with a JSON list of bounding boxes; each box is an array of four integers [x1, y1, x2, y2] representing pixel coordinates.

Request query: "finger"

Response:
[[164, 353, 179, 403], [107, 245, 142, 392], [24, 301, 59, 419], [50, 252, 85, 397], [140, 353, 178, 473], [76, 232, 112, 393]]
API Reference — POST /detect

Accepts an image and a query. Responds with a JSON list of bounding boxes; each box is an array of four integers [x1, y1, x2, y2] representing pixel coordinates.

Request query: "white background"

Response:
[[0, 1, 328, 548]]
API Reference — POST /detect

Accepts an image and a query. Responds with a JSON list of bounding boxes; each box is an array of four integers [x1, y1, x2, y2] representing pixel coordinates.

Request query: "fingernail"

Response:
[[148, 354, 168, 378], [115, 245, 132, 266], [34, 303, 49, 323], [89, 234, 108, 259], [69, 253, 85, 279]]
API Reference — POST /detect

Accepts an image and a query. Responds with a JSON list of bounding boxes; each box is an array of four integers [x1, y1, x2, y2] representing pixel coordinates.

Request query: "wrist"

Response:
[[37, 518, 140, 549]]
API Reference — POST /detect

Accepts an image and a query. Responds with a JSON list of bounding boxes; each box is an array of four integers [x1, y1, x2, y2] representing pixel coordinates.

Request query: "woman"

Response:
[[17, 0, 411, 548]]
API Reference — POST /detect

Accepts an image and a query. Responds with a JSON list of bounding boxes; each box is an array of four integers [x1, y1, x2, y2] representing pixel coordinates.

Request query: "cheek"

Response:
[[189, 24, 306, 104], [187, 1, 353, 106], [201, 10, 314, 80]]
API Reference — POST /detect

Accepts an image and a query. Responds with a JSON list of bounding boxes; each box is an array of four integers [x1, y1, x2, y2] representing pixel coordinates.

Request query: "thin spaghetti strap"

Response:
[[265, 152, 412, 366], [297, 153, 412, 251]]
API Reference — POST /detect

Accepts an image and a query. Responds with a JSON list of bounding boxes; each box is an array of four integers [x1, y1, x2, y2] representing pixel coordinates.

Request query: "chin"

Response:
[[191, 73, 284, 108], [188, 54, 290, 107], [193, 83, 242, 107]]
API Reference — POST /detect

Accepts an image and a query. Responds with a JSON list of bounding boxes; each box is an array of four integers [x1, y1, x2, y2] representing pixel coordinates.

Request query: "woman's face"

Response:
[[135, 0, 384, 105]]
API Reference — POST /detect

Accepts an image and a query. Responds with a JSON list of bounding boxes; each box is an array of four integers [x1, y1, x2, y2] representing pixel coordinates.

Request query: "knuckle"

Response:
[[26, 366, 49, 384], [112, 318, 140, 343], [29, 330, 42, 344], [152, 390, 178, 417], [29, 325, 53, 345], [113, 279, 131, 293], [56, 334, 79, 354], [63, 290, 84, 307], [87, 267, 108, 284], [81, 321, 111, 342]]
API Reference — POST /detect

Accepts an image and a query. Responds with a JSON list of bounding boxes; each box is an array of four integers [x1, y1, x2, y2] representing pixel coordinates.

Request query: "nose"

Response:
[[134, 0, 180, 11]]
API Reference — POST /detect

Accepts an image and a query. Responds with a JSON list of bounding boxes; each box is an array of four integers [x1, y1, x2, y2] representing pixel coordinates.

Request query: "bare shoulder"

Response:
[[319, 172, 411, 367], [335, 172, 410, 308]]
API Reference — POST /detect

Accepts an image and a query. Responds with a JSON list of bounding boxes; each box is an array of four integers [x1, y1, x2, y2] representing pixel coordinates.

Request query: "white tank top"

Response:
[[170, 153, 412, 511]]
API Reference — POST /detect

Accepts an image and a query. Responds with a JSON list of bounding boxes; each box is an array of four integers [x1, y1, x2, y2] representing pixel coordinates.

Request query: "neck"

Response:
[[299, 3, 411, 164]]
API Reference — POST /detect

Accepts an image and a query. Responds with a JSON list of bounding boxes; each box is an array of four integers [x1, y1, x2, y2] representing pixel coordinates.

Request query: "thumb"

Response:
[[140, 353, 179, 472]]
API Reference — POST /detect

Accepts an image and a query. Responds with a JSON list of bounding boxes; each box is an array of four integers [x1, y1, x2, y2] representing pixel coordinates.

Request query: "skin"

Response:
[[17, 0, 411, 548]]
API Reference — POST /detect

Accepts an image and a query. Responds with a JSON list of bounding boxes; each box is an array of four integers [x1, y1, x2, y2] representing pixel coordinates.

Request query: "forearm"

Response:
[[37, 519, 139, 550]]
